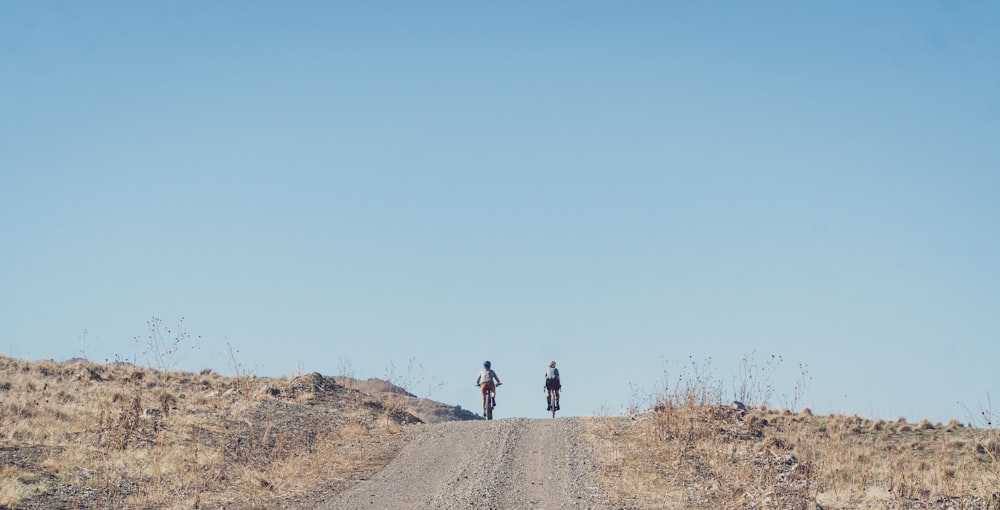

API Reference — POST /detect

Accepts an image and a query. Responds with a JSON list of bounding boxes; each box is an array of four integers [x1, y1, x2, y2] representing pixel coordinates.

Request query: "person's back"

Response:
[[545, 366, 559, 381], [477, 367, 498, 386], [476, 361, 501, 410], [544, 361, 560, 411]]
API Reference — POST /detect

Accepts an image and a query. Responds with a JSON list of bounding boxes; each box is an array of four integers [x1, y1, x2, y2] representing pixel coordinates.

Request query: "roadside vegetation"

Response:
[[0, 355, 421, 509], [585, 355, 1000, 510], [3, 349, 997, 510]]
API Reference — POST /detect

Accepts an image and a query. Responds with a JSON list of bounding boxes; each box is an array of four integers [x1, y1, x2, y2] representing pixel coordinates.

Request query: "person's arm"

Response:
[[493, 370, 501, 384]]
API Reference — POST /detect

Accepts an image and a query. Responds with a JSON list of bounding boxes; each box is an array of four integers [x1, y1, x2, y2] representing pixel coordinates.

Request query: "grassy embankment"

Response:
[[0, 356, 415, 509], [586, 357, 1000, 509]]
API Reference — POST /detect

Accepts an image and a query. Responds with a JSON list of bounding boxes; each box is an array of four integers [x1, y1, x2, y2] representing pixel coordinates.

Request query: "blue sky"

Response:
[[2, 2, 998, 423]]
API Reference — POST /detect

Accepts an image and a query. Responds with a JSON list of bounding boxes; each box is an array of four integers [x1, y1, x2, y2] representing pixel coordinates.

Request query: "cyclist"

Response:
[[476, 361, 502, 410], [544, 360, 561, 411]]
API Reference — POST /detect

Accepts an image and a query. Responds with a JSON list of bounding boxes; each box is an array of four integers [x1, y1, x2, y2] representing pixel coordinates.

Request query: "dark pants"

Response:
[[545, 379, 560, 407]]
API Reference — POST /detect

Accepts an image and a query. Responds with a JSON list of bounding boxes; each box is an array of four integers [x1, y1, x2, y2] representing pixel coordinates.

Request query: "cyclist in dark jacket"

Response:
[[544, 361, 560, 411]]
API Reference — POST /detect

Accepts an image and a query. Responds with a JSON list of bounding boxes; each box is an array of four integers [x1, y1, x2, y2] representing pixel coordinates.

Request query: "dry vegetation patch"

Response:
[[0, 356, 426, 509], [585, 404, 1000, 510]]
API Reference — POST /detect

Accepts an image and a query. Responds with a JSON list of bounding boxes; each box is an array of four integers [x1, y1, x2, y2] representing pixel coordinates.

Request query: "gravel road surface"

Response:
[[317, 417, 610, 510]]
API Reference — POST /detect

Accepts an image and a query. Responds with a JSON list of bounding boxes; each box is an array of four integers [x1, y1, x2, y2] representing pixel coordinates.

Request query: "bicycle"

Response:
[[546, 387, 560, 418], [479, 382, 501, 420]]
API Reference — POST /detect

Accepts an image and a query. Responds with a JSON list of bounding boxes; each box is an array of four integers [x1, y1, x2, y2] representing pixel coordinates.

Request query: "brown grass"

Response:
[[586, 400, 1000, 510], [0, 356, 421, 509], [7, 354, 997, 509]]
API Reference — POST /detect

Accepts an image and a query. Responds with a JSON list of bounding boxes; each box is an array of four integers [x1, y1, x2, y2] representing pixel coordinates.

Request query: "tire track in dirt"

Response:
[[316, 417, 609, 510]]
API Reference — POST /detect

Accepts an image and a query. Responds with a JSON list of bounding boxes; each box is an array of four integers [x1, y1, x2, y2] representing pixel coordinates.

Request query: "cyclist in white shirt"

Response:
[[476, 361, 501, 409]]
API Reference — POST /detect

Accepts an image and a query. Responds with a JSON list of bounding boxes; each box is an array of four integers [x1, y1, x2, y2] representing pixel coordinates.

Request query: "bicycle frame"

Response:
[[547, 388, 559, 418], [480, 382, 500, 420], [484, 388, 494, 420]]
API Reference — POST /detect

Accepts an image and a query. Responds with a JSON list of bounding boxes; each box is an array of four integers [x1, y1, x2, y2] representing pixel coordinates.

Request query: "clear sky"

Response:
[[2, 2, 998, 424]]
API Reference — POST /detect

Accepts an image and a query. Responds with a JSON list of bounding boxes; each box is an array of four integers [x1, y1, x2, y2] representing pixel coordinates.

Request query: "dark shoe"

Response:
[[547, 405, 552, 411], [555, 405, 560, 411]]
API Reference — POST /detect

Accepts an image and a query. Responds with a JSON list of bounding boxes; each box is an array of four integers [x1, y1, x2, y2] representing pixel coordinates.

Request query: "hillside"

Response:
[[332, 376, 482, 423], [0, 356, 468, 509], [1, 355, 998, 509], [585, 404, 1000, 509]]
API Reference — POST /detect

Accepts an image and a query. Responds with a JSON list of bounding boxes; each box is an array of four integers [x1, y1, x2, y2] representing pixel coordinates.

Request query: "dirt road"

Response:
[[317, 417, 610, 510]]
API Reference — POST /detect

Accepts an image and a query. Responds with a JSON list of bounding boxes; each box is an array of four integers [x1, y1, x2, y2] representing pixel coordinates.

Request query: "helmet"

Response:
[[549, 361, 556, 368], [483, 360, 491, 367]]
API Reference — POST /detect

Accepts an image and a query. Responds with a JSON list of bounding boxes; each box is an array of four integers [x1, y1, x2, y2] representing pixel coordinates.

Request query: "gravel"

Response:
[[316, 417, 612, 510]]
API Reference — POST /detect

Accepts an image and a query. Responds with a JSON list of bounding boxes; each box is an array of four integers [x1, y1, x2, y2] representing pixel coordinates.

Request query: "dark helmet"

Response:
[[483, 360, 491, 367]]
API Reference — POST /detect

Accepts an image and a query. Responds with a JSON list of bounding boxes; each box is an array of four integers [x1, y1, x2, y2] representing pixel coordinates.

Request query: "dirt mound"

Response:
[[334, 376, 481, 423], [286, 371, 341, 396]]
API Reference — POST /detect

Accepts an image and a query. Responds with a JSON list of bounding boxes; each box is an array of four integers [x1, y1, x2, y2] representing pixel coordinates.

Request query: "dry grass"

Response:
[[0, 355, 421, 509], [586, 400, 1000, 510], [7, 354, 997, 509]]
